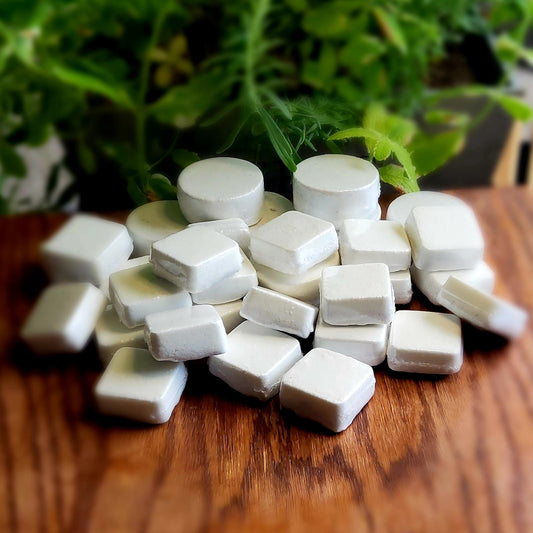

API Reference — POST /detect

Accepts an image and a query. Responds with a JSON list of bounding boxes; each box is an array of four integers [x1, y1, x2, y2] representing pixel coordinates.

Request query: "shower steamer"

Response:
[[188, 218, 251, 254], [126, 200, 188, 256], [145, 305, 227, 362], [41, 214, 133, 286], [177, 157, 264, 224], [109, 263, 191, 328], [95, 305, 146, 366], [320, 264, 394, 325], [292, 154, 380, 227], [411, 261, 495, 306], [240, 286, 318, 338], [250, 210, 338, 275], [405, 205, 484, 271], [313, 314, 389, 366], [208, 321, 302, 401], [280, 348, 375, 433], [437, 276, 528, 339], [151, 227, 242, 293], [386, 191, 467, 226], [95, 347, 187, 424], [387, 310, 463, 374], [20, 282, 106, 355], [339, 219, 411, 272]]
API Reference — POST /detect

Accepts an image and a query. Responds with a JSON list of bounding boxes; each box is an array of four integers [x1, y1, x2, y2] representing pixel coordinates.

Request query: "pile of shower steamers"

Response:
[[20, 155, 528, 433]]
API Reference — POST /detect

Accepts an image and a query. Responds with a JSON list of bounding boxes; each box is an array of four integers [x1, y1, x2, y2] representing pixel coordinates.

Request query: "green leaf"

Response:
[[50, 63, 133, 108], [216, 112, 251, 153], [328, 126, 417, 181], [372, 137, 392, 161], [149, 73, 225, 128], [425, 85, 490, 104], [379, 164, 419, 193], [146, 173, 176, 201], [329, 126, 380, 142], [363, 104, 415, 146], [12, 32, 34, 65], [409, 130, 465, 176], [424, 110, 469, 127], [391, 143, 416, 181], [302, 43, 337, 90], [127, 178, 147, 206], [495, 35, 533, 67], [372, 7, 407, 54], [259, 87, 292, 120], [99, 140, 139, 171], [20, 119, 52, 146], [284, 0, 308, 12], [303, 6, 350, 38], [257, 107, 298, 172], [0, 46, 11, 75], [494, 94, 533, 121], [0, 140, 26, 177], [172, 149, 200, 169], [339, 35, 385, 73], [427, 86, 533, 122]]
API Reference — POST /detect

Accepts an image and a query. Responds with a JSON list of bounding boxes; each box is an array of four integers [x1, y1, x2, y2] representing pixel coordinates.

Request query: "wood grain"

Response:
[[491, 120, 523, 187], [1, 188, 532, 533]]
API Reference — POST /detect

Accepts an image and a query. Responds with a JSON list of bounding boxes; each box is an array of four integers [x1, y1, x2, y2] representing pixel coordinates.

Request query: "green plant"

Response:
[[0, 0, 532, 213]]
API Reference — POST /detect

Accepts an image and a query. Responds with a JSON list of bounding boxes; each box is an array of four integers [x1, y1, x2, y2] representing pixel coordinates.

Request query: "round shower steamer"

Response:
[[177, 157, 264, 224], [293, 154, 380, 228]]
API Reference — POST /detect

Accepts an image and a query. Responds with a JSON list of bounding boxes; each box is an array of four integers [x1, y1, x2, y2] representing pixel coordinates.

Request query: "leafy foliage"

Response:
[[0, 0, 532, 212]]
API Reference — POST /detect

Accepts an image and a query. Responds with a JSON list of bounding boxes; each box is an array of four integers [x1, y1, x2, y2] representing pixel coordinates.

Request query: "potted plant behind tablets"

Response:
[[0, 0, 531, 213]]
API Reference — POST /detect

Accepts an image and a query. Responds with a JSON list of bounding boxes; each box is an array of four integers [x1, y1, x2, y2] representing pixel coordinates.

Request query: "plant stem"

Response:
[[466, 98, 496, 133], [244, 0, 270, 110], [136, 4, 169, 189]]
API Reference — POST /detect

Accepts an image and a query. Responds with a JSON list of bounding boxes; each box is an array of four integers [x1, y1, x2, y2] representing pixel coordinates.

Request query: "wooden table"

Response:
[[1, 187, 532, 533]]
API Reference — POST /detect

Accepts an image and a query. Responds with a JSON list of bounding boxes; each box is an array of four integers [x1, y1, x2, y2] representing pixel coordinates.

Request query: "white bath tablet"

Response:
[[151, 227, 242, 293], [126, 200, 188, 257], [340, 219, 411, 272], [390, 270, 413, 305], [188, 218, 250, 254], [437, 277, 528, 340], [370, 204, 382, 221], [250, 211, 338, 275], [100, 255, 150, 299], [292, 154, 380, 227], [386, 191, 467, 226], [250, 192, 293, 230], [192, 252, 257, 305], [411, 261, 495, 306], [280, 348, 375, 433], [109, 263, 191, 328], [240, 287, 318, 338], [313, 313, 389, 366], [405, 205, 484, 271], [145, 305, 227, 362], [95, 347, 187, 424], [95, 306, 146, 366], [255, 251, 340, 305], [213, 300, 245, 333], [208, 321, 302, 401], [320, 264, 395, 326], [20, 282, 106, 355], [41, 214, 133, 286], [387, 310, 463, 374], [177, 157, 264, 224]]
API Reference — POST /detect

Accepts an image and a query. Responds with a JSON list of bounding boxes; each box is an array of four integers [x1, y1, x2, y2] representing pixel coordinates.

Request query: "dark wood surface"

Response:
[[1, 187, 532, 533]]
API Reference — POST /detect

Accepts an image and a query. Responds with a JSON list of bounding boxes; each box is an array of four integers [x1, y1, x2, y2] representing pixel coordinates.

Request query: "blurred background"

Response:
[[0, 0, 532, 214]]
